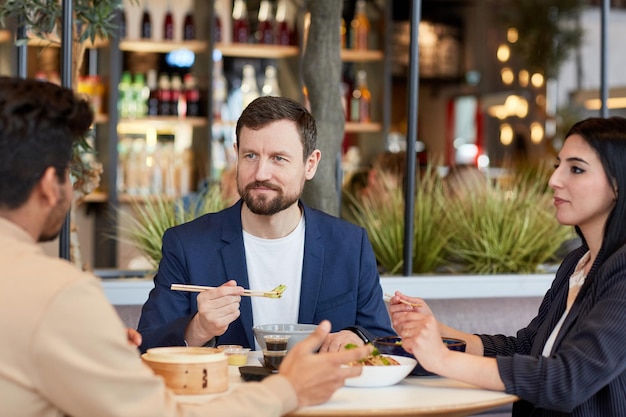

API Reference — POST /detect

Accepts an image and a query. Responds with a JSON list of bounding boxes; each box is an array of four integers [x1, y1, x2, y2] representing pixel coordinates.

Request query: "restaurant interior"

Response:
[[1, 0, 625, 275], [3, 1, 626, 415]]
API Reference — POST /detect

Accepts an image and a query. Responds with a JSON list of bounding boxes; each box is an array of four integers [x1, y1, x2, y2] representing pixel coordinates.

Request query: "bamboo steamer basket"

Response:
[[142, 347, 228, 394]]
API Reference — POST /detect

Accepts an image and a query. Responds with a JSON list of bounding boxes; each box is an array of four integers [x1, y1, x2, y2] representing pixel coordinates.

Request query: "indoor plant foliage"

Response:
[[119, 185, 229, 268], [343, 164, 453, 275], [0, 0, 127, 87], [344, 163, 573, 275], [443, 164, 573, 274]]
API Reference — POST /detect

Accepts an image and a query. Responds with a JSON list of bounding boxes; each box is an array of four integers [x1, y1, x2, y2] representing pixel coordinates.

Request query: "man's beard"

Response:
[[239, 181, 301, 216]]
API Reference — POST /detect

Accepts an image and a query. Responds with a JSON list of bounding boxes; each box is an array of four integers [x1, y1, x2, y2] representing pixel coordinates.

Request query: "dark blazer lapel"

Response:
[[531, 250, 582, 355], [220, 201, 255, 348], [550, 254, 601, 353], [298, 203, 324, 323]]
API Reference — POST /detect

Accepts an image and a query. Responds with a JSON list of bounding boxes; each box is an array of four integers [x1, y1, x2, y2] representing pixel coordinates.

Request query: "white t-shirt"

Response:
[[244, 216, 305, 349]]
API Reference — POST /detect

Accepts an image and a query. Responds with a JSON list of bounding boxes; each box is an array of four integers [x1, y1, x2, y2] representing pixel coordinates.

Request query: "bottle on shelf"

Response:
[[261, 65, 281, 97], [256, 0, 274, 44], [118, 71, 133, 119], [163, 2, 174, 40], [340, 18, 347, 49], [183, 8, 195, 40], [350, 0, 369, 50], [170, 73, 183, 116], [132, 73, 149, 118], [212, 53, 227, 121], [119, 8, 127, 39], [275, 0, 291, 46], [340, 76, 350, 120], [184, 73, 201, 117], [146, 69, 159, 116], [213, 1, 223, 43], [140, 3, 152, 39], [157, 73, 172, 116], [232, 0, 249, 44], [240, 64, 260, 111], [350, 69, 371, 123]]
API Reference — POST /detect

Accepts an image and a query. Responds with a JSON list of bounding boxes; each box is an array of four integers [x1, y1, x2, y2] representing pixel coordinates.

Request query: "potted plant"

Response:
[[344, 160, 574, 276], [117, 184, 230, 269]]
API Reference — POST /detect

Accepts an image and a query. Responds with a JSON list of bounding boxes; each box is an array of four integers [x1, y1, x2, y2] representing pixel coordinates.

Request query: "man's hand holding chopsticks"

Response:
[[183, 280, 244, 347]]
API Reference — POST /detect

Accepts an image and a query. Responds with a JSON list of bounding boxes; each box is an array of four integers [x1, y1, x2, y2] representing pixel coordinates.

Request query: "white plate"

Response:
[[344, 354, 417, 388]]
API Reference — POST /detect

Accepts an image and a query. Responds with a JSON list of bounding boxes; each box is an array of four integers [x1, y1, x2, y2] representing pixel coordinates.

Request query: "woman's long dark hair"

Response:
[[564, 117, 626, 260]]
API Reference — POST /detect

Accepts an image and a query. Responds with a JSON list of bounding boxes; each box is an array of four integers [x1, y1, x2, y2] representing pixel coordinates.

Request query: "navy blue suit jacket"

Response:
[[480, 244, 626, 416], [138, 200, 394, 351]]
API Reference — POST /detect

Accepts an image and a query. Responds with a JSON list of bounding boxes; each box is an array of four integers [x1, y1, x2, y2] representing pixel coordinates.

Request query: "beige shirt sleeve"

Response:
[[32, 277, 298, 417]]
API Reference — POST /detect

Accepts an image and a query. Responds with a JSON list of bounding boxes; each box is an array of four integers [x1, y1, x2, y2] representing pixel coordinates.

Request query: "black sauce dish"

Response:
[[373, 336, 466, 376]]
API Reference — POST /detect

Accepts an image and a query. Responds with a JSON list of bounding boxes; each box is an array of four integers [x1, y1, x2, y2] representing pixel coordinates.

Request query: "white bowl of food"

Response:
[[343, 354, 417, 388]]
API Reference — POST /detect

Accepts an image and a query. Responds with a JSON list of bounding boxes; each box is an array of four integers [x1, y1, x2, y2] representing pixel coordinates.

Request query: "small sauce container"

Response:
[[262, 349, 287, 372], [223, 347, 250, 366], [264, 335, 290, 351]]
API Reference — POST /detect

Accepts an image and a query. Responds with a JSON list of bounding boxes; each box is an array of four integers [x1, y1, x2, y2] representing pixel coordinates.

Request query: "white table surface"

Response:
[[177, 353, 518, 417]]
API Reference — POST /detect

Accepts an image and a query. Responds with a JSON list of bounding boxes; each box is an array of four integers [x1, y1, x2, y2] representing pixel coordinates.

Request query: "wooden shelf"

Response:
[[93, 114, 108, 124], [345, 122, 382, 133], [117, 116, 206, 133], [0, 30, 10, 44], [25, 34, 108, 48], [119, 39, 208, 53], [216, 43, 299, 59], [80, 191, 108, 203], [341, 49, 384, 62]]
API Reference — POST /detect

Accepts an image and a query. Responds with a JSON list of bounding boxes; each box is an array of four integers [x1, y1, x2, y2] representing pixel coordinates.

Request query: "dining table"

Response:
[[176, 353, 519, 417]]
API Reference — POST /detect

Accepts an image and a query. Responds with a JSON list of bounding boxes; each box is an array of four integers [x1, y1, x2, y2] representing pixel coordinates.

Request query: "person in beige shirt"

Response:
[[0, 76, 371, 417]]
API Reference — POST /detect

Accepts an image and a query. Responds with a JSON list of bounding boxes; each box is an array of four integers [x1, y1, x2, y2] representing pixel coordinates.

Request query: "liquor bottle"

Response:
[[140, 4, 152, 39], [146, 69, 159, 116], [183, 8, 195, 40], [256, 0, 274, 44], [340, 76, 350, 120], [350, 0, 369, 50], [340, 18, 346, 49], [170, 73, 183, 116], [261, 65, 281, 97], [350, 69, 371, 123], [240, 64, 260, 110], [212, 55, 227, 121], [157, 73, 172, 116], [213, 1, 222, 43], [184, 73, 201, 117], [232, 0, 249, 44], [275, 0, 290, 46], [163, 3, 174, 40]]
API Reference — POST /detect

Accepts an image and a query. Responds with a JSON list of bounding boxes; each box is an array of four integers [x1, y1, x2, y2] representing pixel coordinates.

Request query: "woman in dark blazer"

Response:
[[389, 116, 626, 416]]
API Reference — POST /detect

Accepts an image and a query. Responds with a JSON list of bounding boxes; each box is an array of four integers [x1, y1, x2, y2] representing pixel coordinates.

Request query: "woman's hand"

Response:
[[388, 291, 449, 374]]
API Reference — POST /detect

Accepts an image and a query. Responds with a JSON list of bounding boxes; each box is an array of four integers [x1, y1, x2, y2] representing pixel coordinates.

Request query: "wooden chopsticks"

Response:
[[170, 283, 281, 298], [384, 293, 422, 308]]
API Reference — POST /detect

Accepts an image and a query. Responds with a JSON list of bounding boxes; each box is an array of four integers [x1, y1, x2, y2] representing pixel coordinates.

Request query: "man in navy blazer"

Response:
[[137, 96, 394, 352]]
